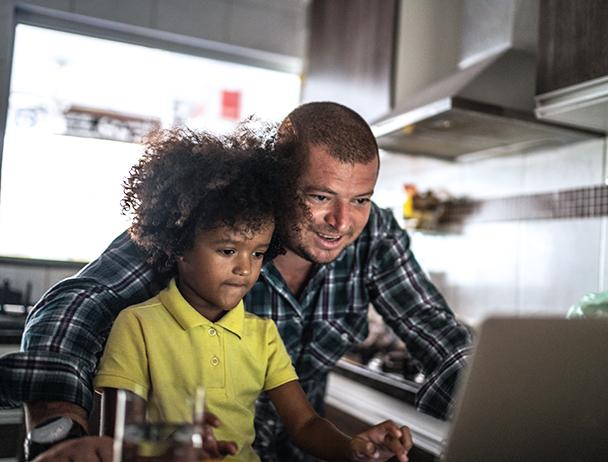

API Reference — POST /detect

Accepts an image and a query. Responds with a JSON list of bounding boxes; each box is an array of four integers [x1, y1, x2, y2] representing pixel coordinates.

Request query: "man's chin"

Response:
[[294, 244, 345, 265]]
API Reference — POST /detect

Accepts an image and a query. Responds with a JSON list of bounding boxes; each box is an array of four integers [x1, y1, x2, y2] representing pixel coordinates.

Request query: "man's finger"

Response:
[[202, 424, 221, 457], [216, 440, 238, 456], [33, 436, 113, 462], [202, 410, 220, 427], [398, 426, 413, 452], [351, 437, 379, 460], [94, 436, 114, 462]]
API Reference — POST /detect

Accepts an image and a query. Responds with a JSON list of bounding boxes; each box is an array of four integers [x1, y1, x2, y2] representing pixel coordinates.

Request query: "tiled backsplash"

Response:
[[443, 184, 608, 224]]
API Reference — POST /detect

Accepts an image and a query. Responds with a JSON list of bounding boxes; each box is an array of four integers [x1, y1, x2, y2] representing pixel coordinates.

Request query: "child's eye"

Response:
[[218, 249, 236, 256], [252, 252, 265, 259]]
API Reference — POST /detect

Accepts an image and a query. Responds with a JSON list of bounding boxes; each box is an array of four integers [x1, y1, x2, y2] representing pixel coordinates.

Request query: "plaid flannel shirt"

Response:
[[0, 204, 471, 462]]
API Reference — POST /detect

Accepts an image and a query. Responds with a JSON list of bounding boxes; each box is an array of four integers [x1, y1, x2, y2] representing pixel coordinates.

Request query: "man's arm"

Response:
[[0, 232, 161, 460], [366, 208, 472, 420]]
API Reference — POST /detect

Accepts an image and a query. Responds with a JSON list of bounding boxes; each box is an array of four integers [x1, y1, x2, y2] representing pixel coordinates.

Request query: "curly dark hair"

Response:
[[122, 124, 302, 274]]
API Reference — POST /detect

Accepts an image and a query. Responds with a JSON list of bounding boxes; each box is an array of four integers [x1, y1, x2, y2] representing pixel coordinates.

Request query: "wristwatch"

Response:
[[24, 416, 87, 461]]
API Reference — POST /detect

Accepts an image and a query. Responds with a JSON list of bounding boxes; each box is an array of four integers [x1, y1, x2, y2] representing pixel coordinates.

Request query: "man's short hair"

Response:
[[282, 101, 378, 164]]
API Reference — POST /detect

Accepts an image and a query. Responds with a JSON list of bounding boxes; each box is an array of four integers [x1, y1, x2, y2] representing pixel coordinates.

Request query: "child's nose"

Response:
[[233, 257, 251, 276]]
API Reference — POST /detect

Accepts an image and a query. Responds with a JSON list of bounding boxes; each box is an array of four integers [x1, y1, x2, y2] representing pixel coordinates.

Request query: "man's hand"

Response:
[[30, 410, 237, 462], [349, 420, 413, 462], [32, 436, 112, 462]]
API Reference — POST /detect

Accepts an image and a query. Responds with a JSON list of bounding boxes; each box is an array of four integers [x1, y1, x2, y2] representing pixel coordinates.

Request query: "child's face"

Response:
[[176, 221, 274, 321]]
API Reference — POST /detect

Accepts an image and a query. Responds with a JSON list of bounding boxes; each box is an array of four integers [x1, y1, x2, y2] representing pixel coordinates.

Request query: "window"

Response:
[[0, 24, 301, 262]]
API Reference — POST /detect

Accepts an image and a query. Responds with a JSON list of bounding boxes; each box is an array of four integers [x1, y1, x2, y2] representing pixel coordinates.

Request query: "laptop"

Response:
[[441, 317, 608, 462]]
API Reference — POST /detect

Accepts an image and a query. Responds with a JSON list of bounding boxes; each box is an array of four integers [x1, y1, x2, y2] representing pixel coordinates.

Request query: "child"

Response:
[[94, 127, 412, 462]]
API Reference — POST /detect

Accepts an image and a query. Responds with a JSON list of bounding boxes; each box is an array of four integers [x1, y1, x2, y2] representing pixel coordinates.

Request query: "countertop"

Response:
[[326, 371, 448, 457]]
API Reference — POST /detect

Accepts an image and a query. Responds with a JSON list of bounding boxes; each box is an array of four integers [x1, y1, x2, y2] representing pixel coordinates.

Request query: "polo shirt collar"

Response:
[[159, 278, 244, 338]]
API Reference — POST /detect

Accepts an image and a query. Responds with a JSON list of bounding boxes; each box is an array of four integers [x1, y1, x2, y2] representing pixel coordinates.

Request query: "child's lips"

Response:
[[224, 281, 248, 288]]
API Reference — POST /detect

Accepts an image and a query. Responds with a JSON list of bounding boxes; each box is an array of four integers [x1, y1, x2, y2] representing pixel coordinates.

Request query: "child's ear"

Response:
[[277, 116, 296, 141]]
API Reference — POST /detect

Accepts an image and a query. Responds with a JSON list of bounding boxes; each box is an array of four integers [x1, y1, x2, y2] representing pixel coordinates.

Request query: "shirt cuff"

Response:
[[0, 351, 93, 412], [415, 346, 471, 420]]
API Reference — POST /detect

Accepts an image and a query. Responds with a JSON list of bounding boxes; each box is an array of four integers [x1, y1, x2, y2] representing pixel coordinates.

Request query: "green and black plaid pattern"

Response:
[[0, 204, 471, 462]]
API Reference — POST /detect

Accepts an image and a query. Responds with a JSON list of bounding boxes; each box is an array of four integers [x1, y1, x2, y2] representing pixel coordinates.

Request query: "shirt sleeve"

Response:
[[367, 207, 473, 420], [0, 231, 161, 412], [94, 309, 150, 399], [263, 320, 298, 392]]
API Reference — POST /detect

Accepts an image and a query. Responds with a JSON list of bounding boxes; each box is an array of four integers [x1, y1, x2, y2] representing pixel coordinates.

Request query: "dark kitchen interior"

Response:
[[1, 1, 608, 461]]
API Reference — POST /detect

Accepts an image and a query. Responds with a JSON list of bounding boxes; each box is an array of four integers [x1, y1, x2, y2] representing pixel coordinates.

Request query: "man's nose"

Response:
[[325, 202, 350, 233]]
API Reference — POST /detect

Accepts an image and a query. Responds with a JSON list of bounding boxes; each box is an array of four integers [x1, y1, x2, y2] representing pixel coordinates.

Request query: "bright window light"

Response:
[[0, 24, 301, 262]]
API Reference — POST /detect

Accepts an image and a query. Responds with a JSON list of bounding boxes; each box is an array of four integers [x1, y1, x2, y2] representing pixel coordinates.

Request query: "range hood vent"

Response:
[[371, 0, 602, 161]]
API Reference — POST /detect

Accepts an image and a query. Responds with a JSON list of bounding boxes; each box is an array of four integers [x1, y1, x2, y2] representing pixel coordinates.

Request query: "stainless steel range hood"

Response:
[[371, 0, 602, 161]]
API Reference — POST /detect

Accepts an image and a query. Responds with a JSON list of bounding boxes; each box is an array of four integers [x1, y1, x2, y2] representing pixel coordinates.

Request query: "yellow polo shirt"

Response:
[[94, 278, 298, 462]]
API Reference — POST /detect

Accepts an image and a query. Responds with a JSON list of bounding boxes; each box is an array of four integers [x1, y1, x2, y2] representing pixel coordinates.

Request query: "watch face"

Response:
[[31, 416, 73, 443]]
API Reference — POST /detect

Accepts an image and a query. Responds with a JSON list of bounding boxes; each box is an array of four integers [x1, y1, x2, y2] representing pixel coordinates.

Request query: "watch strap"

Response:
[[24, 417, 87, 461]]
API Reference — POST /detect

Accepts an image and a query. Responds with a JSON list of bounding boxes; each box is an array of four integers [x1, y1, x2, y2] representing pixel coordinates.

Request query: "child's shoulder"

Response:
[[118, 294, 164, 319], [243, 312, 279, 332]]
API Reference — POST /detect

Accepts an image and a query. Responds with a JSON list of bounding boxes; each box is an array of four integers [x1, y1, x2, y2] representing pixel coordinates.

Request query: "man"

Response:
[[0, 102, 471, 461]]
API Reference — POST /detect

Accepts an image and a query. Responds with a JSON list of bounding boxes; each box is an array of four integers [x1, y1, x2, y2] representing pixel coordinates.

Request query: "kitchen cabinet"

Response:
[[535, 0, 608, 132], [302, 0, 398, 122], [536, 0, 608, 94]]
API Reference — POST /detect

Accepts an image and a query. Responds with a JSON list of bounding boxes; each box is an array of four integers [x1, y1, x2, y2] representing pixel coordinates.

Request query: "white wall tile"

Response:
[[600, 217, 608, 292], [522, 138, 606, 194], [451, 222, 520, 325], [460, 152, 525, 199], [517, 218, 603, 316], [376, 151, 464, 203], [409, 221, 521, 326]]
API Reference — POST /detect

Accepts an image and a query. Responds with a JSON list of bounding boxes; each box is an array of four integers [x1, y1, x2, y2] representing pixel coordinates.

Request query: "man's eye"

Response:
[[218, 249, 236, 256], [310, 194, 328, 202], [354, 198, 371, 205]]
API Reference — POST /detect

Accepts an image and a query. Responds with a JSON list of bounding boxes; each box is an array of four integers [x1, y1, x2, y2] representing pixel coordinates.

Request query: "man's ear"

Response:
[[277, 116, 296, 141]]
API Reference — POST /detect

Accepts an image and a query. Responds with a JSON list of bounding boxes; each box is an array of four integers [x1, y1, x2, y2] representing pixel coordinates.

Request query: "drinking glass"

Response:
[[113, 388, 205, 462]]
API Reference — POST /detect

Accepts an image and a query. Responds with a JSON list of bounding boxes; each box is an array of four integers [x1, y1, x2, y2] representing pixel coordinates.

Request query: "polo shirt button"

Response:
[[211, 356, 220, 366], [208, 328, 217, 336], [341, 333, 349, 341], [266, 419, 275, 426]]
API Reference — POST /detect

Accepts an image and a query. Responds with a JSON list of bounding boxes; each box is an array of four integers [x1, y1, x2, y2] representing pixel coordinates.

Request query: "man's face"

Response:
[[177, 222, 274, 321], [287, 144, 378, 264]]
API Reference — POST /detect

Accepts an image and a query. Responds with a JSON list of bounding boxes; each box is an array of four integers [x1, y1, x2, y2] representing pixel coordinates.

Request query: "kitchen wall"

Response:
[[374, 137, 608, 326], [2, 1, 607, 326], [0, 0, 308, 302]]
